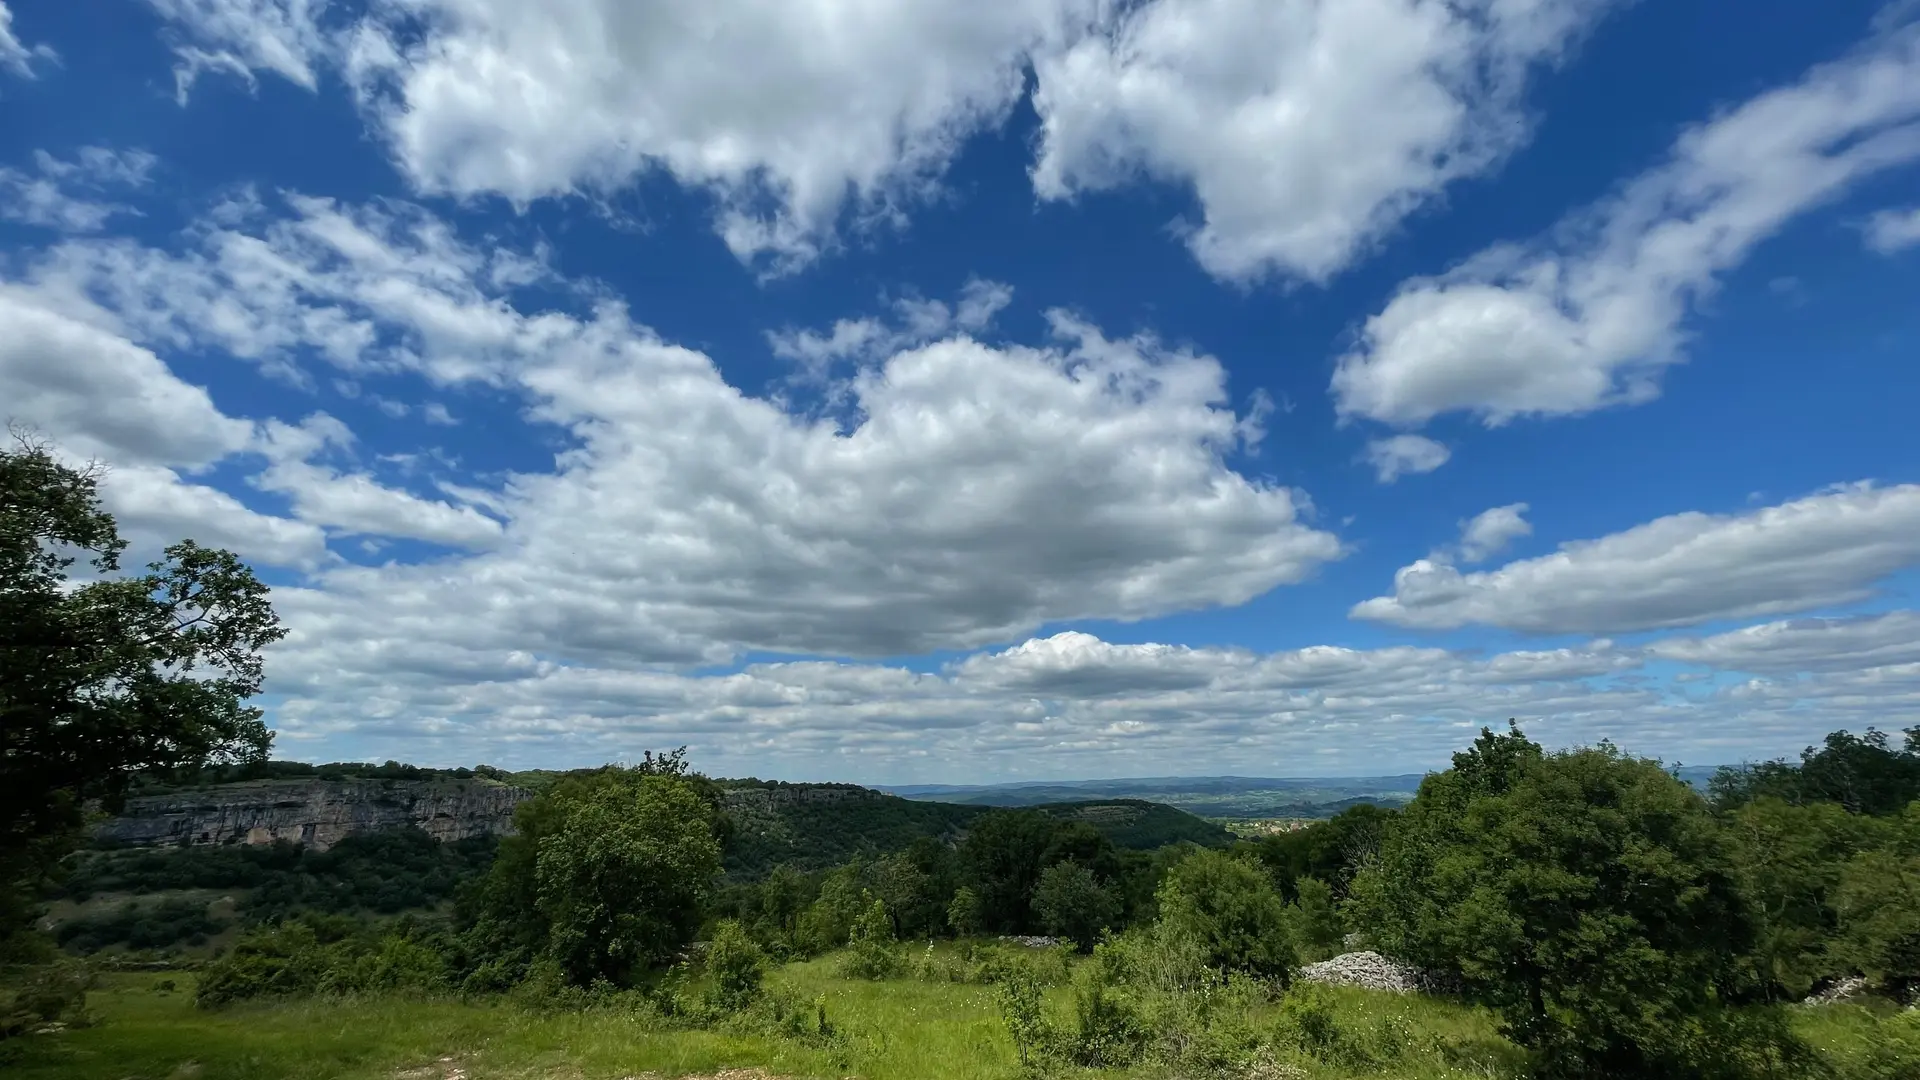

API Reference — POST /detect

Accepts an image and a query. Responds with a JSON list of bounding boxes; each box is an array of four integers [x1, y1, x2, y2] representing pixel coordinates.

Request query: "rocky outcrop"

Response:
[[94, 778, 531, 851]]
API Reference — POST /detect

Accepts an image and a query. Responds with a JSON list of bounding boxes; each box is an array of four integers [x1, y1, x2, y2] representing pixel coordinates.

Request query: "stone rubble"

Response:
[[1802, 975, 1869, 1006], [998, 935, 1066, 949], [1295, 951, 1452, 994]]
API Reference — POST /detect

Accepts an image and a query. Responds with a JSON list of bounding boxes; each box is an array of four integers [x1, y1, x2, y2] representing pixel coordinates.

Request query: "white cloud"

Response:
[[0, 1, 54, 78], [1363, 433, 1450, 482], [1354, 483, 1920, 633], [35, 190, 1343, 664], [1030, 0, 1618, 284], [1652, 611, 1920, 675], [335, 0, 1095, 272], [0, 288, 252, 466], [144, 0, 329, 100], [0, 148, 157, 232], [1333, 23, 1920, 427], [251, 414, 506, 550], [1457, 502, 1531, 563], [768, 277, 1015, 375], [1863, 205, 1920, 252], [99, 462, 331, 569]]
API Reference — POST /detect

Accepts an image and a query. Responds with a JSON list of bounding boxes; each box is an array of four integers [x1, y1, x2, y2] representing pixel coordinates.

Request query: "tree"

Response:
[[1723, 796, 1869, 999], [961, 809, 1057, 933], [874, 851, 938, 939], [1351, 725, 1776, 1077], [1154, 848, 1294, 982], [1287, 877, 1344, 962], [947, 886, 985, 938], [1034, 861, 1120, 951], [1711, 727, 1920, 815], [1, 438, 284, 947]]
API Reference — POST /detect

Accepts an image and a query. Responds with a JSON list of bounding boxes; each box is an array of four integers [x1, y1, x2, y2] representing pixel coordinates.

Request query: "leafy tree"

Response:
[[947, 886, 985, 938], [1040, 821, 1123, 884], [534, 770, 723, 985], [961, 810, 1057, 933], [874, 851, 939, 939], [1830, 807, 1920, 1000], [1154, 848, 1294, 982], [1723, 797, 1870, 999], [1, 438, 284, 947], [1243, 803, 1397, 900], [1711, 727, 1920, 816], [796, 861, 869, 955], [1287, 877, 1344, 962], [1352, 725, 1776, 1077], [1034, 861, 1119, 951]]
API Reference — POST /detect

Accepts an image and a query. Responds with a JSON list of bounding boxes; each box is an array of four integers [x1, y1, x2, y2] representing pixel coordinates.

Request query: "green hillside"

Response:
[[717, 781, 1230, 878]]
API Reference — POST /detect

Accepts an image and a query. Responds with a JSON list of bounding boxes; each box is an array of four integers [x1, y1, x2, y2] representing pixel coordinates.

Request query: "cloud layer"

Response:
[[1354, 484, 1920, 633]]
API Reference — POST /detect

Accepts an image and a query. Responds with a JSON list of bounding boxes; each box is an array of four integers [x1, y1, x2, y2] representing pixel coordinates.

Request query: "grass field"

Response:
[[5, 955, 1913, 1080]]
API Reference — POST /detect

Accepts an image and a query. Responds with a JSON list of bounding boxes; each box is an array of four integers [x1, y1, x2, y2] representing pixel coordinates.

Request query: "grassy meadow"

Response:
[[8, 950, 1914, 1080]]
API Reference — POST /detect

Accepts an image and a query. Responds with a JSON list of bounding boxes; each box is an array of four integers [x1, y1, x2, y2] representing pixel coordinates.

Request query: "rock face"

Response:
[[1296, 951, 1453, 994], [94, 778, 532, 851]]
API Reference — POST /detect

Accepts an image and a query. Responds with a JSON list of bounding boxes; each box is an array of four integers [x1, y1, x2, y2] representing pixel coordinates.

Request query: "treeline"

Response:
[[127, 759, 520, 793], [178, 729, 1920, 1079]]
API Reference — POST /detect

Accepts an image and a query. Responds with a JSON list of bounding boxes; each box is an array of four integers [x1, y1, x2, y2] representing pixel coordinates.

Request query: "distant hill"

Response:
[[879, 774, 1430, 819], [715, 780, 1230, 879]]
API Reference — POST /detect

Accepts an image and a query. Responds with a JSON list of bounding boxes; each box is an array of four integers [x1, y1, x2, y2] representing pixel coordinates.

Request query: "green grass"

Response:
[[6, 958, 1912, 1080]]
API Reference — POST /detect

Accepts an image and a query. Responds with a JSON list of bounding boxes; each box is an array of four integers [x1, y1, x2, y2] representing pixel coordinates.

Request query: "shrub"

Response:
[[1155, 849, 1295, 983], [1067, 964, 1146, 1067], [996, 966, 1055, 1069], [839, 897, 901, 980], [947, 886, 984, 938], [704, 919, 767, 1013], [0, 961, 95, 1038]]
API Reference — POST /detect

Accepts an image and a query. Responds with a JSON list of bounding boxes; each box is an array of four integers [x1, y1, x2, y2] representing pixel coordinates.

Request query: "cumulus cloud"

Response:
[[1363, 433, 1450, 482], [30, 189, 1343, 663], [1333, 23, 1920, 427], [1354, 483, 1920, 633], [1031, 0, 1618, 284], [1863, 205, 1920, 252], [0, 1, 55, 77], [146, 0, 1621, 280], [0, 148, 157, 232], [768, 278, 1014, 374], [1456, 503, 1531, 563]]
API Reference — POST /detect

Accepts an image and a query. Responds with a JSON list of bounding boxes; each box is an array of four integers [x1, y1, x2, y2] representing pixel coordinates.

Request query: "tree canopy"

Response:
[[1, 437, 284, 947]]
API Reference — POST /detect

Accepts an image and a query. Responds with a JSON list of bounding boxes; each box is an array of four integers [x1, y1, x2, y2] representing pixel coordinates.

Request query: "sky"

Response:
[[2, 0, 1919, 784]]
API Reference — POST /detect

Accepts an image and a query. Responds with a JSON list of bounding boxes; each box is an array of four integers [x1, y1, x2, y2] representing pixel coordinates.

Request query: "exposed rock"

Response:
[[1803, 975, 1870, 1006], [93, 778, 531, 851], [1296, 951, 1453, 994], [999, 935, 1065, 949]]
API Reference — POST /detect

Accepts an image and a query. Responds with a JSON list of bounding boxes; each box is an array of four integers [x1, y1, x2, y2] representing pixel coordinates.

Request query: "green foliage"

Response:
[[1241, 803, 1398, 900], [1032, 861, 1119, 951], [532, 770, 724, 986], [1352, 724, 1785, 1077], [1831, 845, 1920, 999], [194, 917, 453, 1008], [1, 438, 284, 945], [960, 810, 1057, 933], [1285, 876, 1343, 962], [840, 897, 901, 980], [1064, 961, 1145, 1067], [1712, 728, 1920, 816], [1155, 848, 1295, 983], [1, 960, 95, 1039], [54, 896, 225, 954], [946, 886, 984, 938], [703, 919, 767, 1013], [994, 965, 1054, 1068], [717, 781, 981, 879]]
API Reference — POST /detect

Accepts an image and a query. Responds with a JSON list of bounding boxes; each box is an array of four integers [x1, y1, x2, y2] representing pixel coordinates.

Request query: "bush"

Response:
[[0, 961, 95, 1038], [947, 886, 984, 938], [1155, 849, 1295, 983], [839, 897, 901, 980], [194, 918, 450, 1006], [55, 896, 226, 954], [1066, 964, 1146, 1067], [704, 920, 766, 1013], [996, 966, 1055, 1070], [1285, 878, 1343, 963]]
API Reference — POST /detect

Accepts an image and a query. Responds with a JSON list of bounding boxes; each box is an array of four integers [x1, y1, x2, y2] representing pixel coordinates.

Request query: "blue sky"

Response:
[[3, 0, 1918, 783]]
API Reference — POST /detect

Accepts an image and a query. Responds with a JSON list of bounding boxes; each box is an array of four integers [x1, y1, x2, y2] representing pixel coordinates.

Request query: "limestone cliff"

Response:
[[94, 778, 532, 851]]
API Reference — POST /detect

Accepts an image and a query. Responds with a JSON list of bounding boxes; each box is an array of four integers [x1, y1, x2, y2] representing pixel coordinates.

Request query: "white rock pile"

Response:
[[999, 934, 1065, 949], [1296, 951, 1446, 994], [1802, 976, 1869, 1006]]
